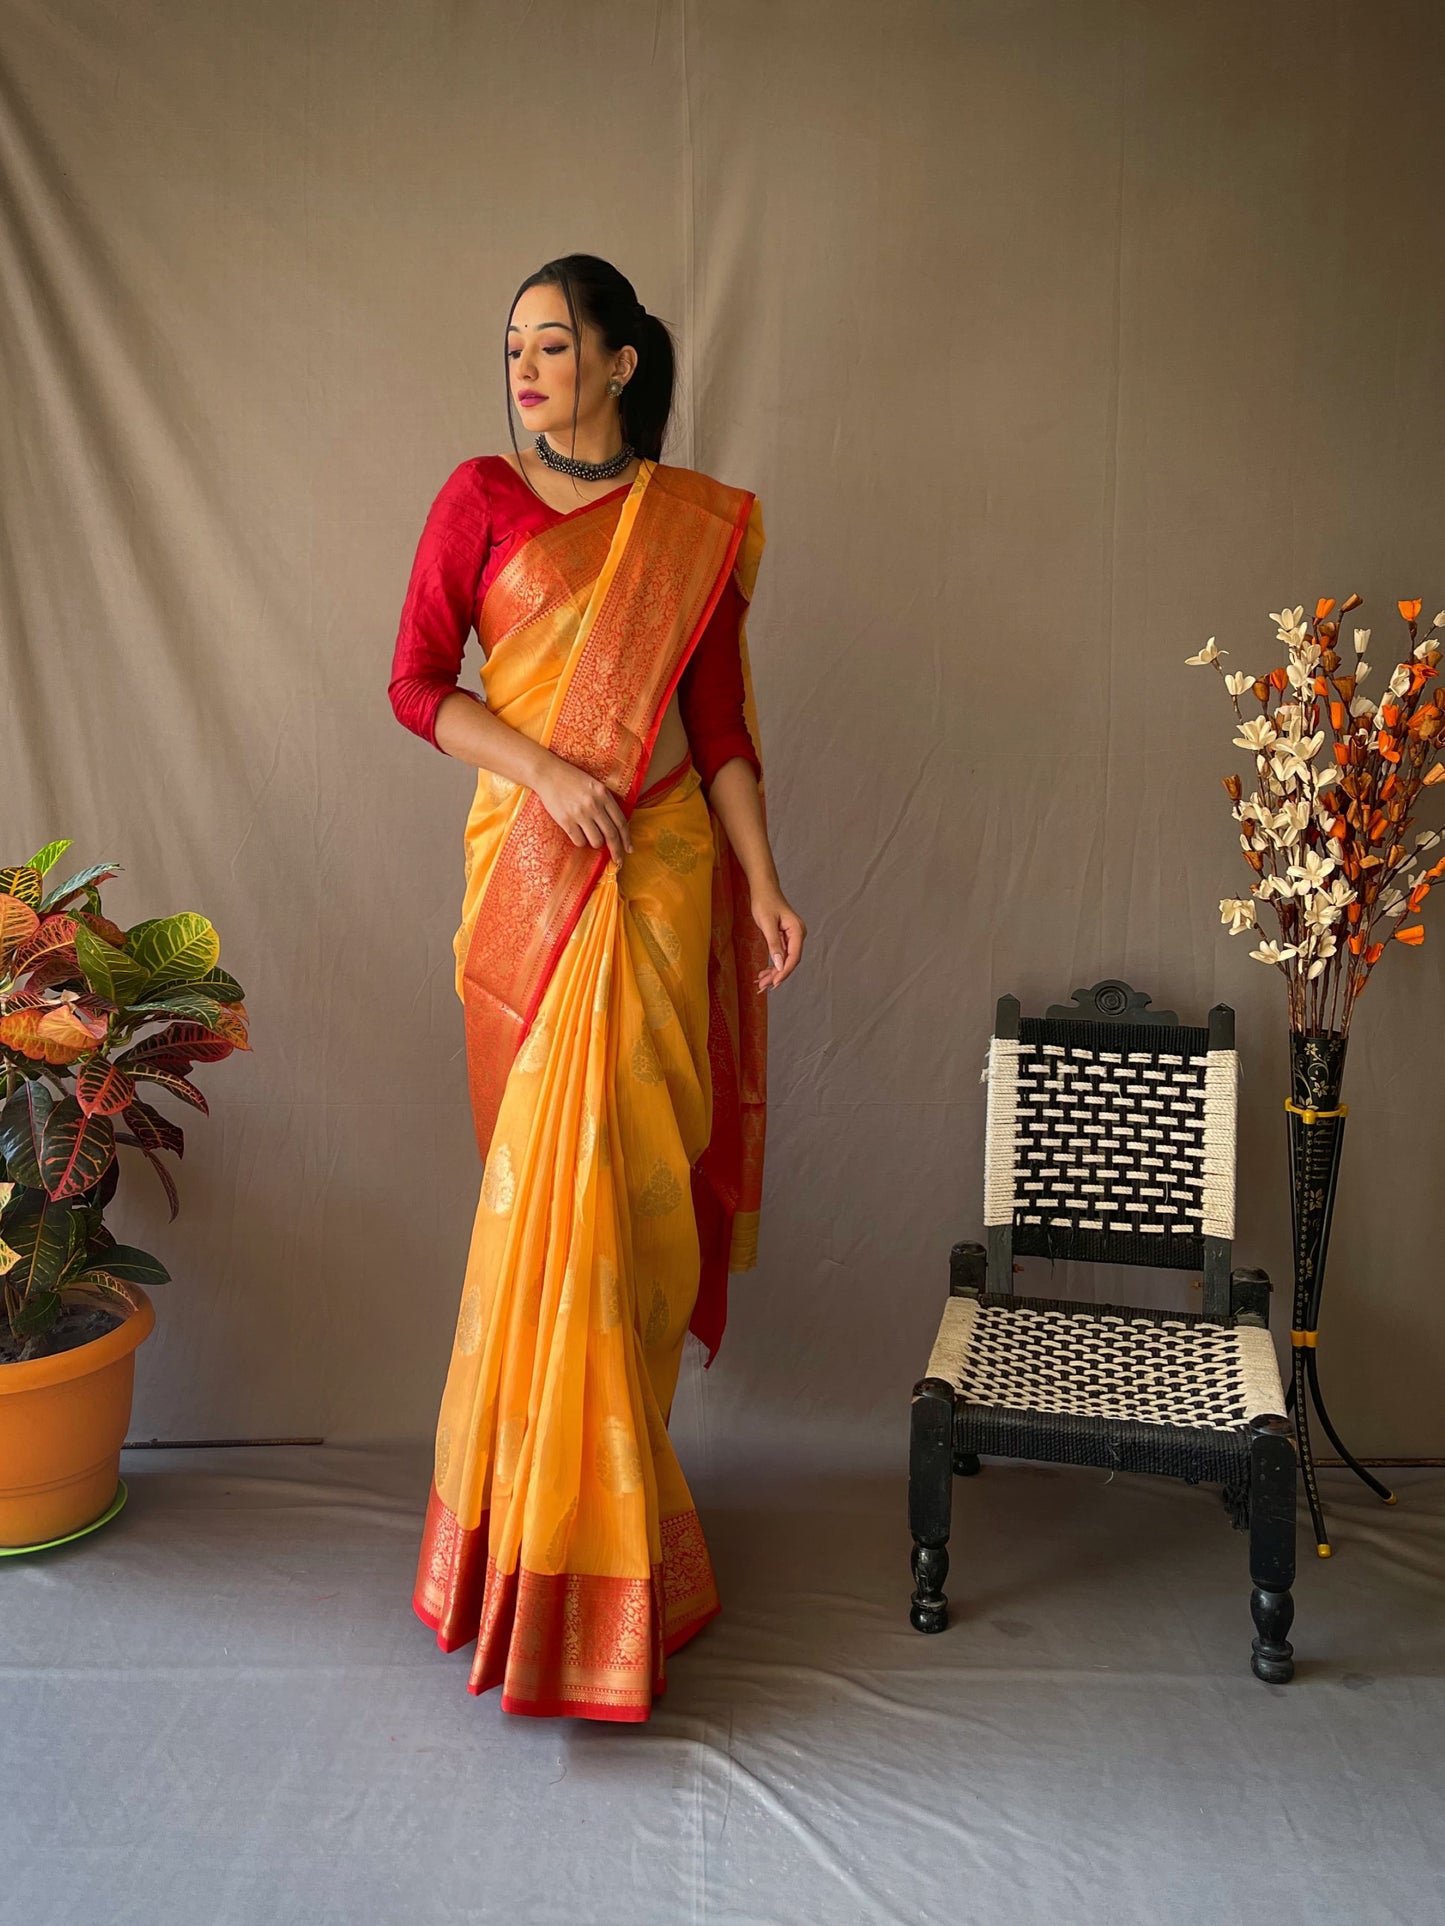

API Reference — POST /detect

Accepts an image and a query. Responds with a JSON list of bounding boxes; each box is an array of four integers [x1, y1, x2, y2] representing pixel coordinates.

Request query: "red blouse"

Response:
[[388, 456, 759, 789]]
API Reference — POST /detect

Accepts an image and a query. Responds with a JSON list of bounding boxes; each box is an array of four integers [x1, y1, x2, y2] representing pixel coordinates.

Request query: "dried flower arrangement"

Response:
[[1189, 596, 1445, 1037]]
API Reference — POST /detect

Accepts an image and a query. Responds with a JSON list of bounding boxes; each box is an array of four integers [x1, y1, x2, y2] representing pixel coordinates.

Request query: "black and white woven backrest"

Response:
[[982, 992, 1238, 1310]]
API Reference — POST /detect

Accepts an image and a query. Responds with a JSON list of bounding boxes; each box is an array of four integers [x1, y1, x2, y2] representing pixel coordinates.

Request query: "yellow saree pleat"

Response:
[[422, 765, 719, 1717], [413, 460, 763, 1720]]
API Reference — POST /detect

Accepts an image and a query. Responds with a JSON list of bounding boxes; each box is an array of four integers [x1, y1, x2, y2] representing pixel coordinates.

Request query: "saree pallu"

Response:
[[412, 460, 768, 1720]]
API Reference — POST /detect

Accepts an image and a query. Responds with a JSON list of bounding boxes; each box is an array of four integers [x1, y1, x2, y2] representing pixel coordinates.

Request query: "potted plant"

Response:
[[0, 840, 248, 1549]]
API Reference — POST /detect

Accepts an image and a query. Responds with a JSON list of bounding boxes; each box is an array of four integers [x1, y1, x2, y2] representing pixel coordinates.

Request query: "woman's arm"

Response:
[[390, 463, 631, 862], [433, 693, 632, 864], [706, 759, 806, 993], [679, 570, 805, 992], [387, 461, 490, 748]]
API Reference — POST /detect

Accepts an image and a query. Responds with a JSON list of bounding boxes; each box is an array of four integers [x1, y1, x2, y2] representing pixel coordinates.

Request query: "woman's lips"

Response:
[[516, 393, 546, 407]]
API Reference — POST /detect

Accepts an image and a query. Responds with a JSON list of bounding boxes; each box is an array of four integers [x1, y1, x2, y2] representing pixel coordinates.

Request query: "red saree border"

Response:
[[459, 463, 755, 1167], [412, 1484, 720, 1721]]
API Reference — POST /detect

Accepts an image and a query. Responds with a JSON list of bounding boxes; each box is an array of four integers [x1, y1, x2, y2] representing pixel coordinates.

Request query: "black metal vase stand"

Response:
[[1285, 1031, 1397, 1555]]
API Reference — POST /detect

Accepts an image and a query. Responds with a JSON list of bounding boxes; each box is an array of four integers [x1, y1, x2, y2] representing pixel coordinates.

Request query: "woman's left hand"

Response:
[[750, 888, 806, 992]]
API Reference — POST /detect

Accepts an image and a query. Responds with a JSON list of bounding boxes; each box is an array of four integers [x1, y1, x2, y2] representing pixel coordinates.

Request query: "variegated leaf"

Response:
[[0, 1081, 53, 1186], [0, 893, 40, 960], [130, 1067, 208, 1114], [10, 913, 78, 971], [0, 866, 43, 909], [115, 1021, 234, 1069], [73, 922, 150, 1006], [0, 1004, 105, 1065], [75, 1055, 137, 1118], [39, 861, 122, 912], [26, 839, 73, 877], [126, 913, 220, 989], [120, 1098, 184, 1158], [39, 1097, 117, 1200]]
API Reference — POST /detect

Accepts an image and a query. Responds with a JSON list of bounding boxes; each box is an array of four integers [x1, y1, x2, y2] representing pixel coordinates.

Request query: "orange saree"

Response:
[[412, 458, 768, 1719]]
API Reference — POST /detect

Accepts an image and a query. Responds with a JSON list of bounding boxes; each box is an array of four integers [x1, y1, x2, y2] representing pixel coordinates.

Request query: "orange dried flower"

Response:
[[1424, 763, 1445, 786], [1394, 925, 1426, 945], [1408, 882, 1431, 912], [1398, 599, 1423, 624], [1365, 941, 1386, 963], [1347, 933, 1366, 954], [1268, 667, 1289, 692], [1222, 773, 1242, 801], [1315, 598, 1336, 620]]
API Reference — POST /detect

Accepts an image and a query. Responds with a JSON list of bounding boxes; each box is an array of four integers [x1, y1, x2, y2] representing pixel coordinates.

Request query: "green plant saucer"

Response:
[[0, 1478, 129, 1556]]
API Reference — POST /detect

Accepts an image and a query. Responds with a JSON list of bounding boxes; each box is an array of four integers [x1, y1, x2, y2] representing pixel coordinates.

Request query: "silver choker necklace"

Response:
[[534, 432, 636, 481]]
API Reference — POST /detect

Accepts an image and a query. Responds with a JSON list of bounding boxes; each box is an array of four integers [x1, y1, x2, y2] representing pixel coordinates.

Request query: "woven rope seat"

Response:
[[927, 1291, 1286, 1484]]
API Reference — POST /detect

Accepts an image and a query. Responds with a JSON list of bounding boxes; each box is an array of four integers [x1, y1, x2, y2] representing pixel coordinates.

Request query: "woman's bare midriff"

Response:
[[640, 688, 689, 794]]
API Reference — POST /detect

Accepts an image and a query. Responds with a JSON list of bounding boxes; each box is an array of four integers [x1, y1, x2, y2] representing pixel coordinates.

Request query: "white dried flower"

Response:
[[1250, 939, 1299, 966], [1234, 717, 1278, 754], [1273, 732, 1324, 785], [1354, 627, 1371, 653], [1288, 849, 1337, 890], [1185, 637, 1224, 666], [1219, 897, 1257, 934], [1276, 797, 1311, 842], [1224, 671, 1254, 697]]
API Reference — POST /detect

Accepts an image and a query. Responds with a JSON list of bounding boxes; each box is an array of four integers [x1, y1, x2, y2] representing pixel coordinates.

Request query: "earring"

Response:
[[607, 378, 623, 396]]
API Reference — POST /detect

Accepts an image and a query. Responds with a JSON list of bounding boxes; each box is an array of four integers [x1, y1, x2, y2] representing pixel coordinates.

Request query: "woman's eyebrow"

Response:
[[507, 321, 575, 334]]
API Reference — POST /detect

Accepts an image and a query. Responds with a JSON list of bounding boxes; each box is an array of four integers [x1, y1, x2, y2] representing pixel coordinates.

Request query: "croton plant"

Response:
[[0, 840, 248, 1350]]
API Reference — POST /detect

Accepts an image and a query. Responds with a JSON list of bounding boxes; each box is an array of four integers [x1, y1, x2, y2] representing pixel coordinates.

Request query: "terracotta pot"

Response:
[[0, 1281, 155, 1548]]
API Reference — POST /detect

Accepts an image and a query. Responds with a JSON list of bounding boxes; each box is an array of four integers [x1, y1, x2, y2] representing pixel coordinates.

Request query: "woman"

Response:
[[387, 254, 806, 1721]]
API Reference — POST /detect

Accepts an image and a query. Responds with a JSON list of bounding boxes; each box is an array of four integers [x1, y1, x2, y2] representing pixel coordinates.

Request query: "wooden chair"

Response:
[[908, 980, 1297, 1682]]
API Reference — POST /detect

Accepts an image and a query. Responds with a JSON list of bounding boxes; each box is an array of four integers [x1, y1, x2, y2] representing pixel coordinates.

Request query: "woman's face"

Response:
[[506, 283, 635, 442]]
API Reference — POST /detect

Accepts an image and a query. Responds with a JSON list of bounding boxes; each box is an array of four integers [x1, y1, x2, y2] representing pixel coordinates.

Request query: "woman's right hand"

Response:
[[533, 753, 634, 863]]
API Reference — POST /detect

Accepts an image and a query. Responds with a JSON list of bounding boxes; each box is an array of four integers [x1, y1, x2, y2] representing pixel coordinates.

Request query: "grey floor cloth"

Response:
[[6, 1439, 1443, 1926]]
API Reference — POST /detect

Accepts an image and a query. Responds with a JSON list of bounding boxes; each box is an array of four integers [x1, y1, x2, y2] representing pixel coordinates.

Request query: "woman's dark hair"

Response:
[[504, 254, 676, 480]]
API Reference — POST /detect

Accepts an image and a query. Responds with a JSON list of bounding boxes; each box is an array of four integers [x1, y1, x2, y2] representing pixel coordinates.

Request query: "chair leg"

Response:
[[909, 1377, 954, 1633], [1248, 1413, 1297, 1683]]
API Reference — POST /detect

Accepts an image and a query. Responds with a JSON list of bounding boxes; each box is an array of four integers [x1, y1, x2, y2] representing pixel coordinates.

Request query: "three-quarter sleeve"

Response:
[[678, 570, 760, 789], [387, 460, 491, 749]]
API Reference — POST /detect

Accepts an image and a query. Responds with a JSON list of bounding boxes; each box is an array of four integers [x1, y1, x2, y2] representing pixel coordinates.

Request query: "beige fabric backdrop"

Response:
[[3, 0, 1442, 1453]]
